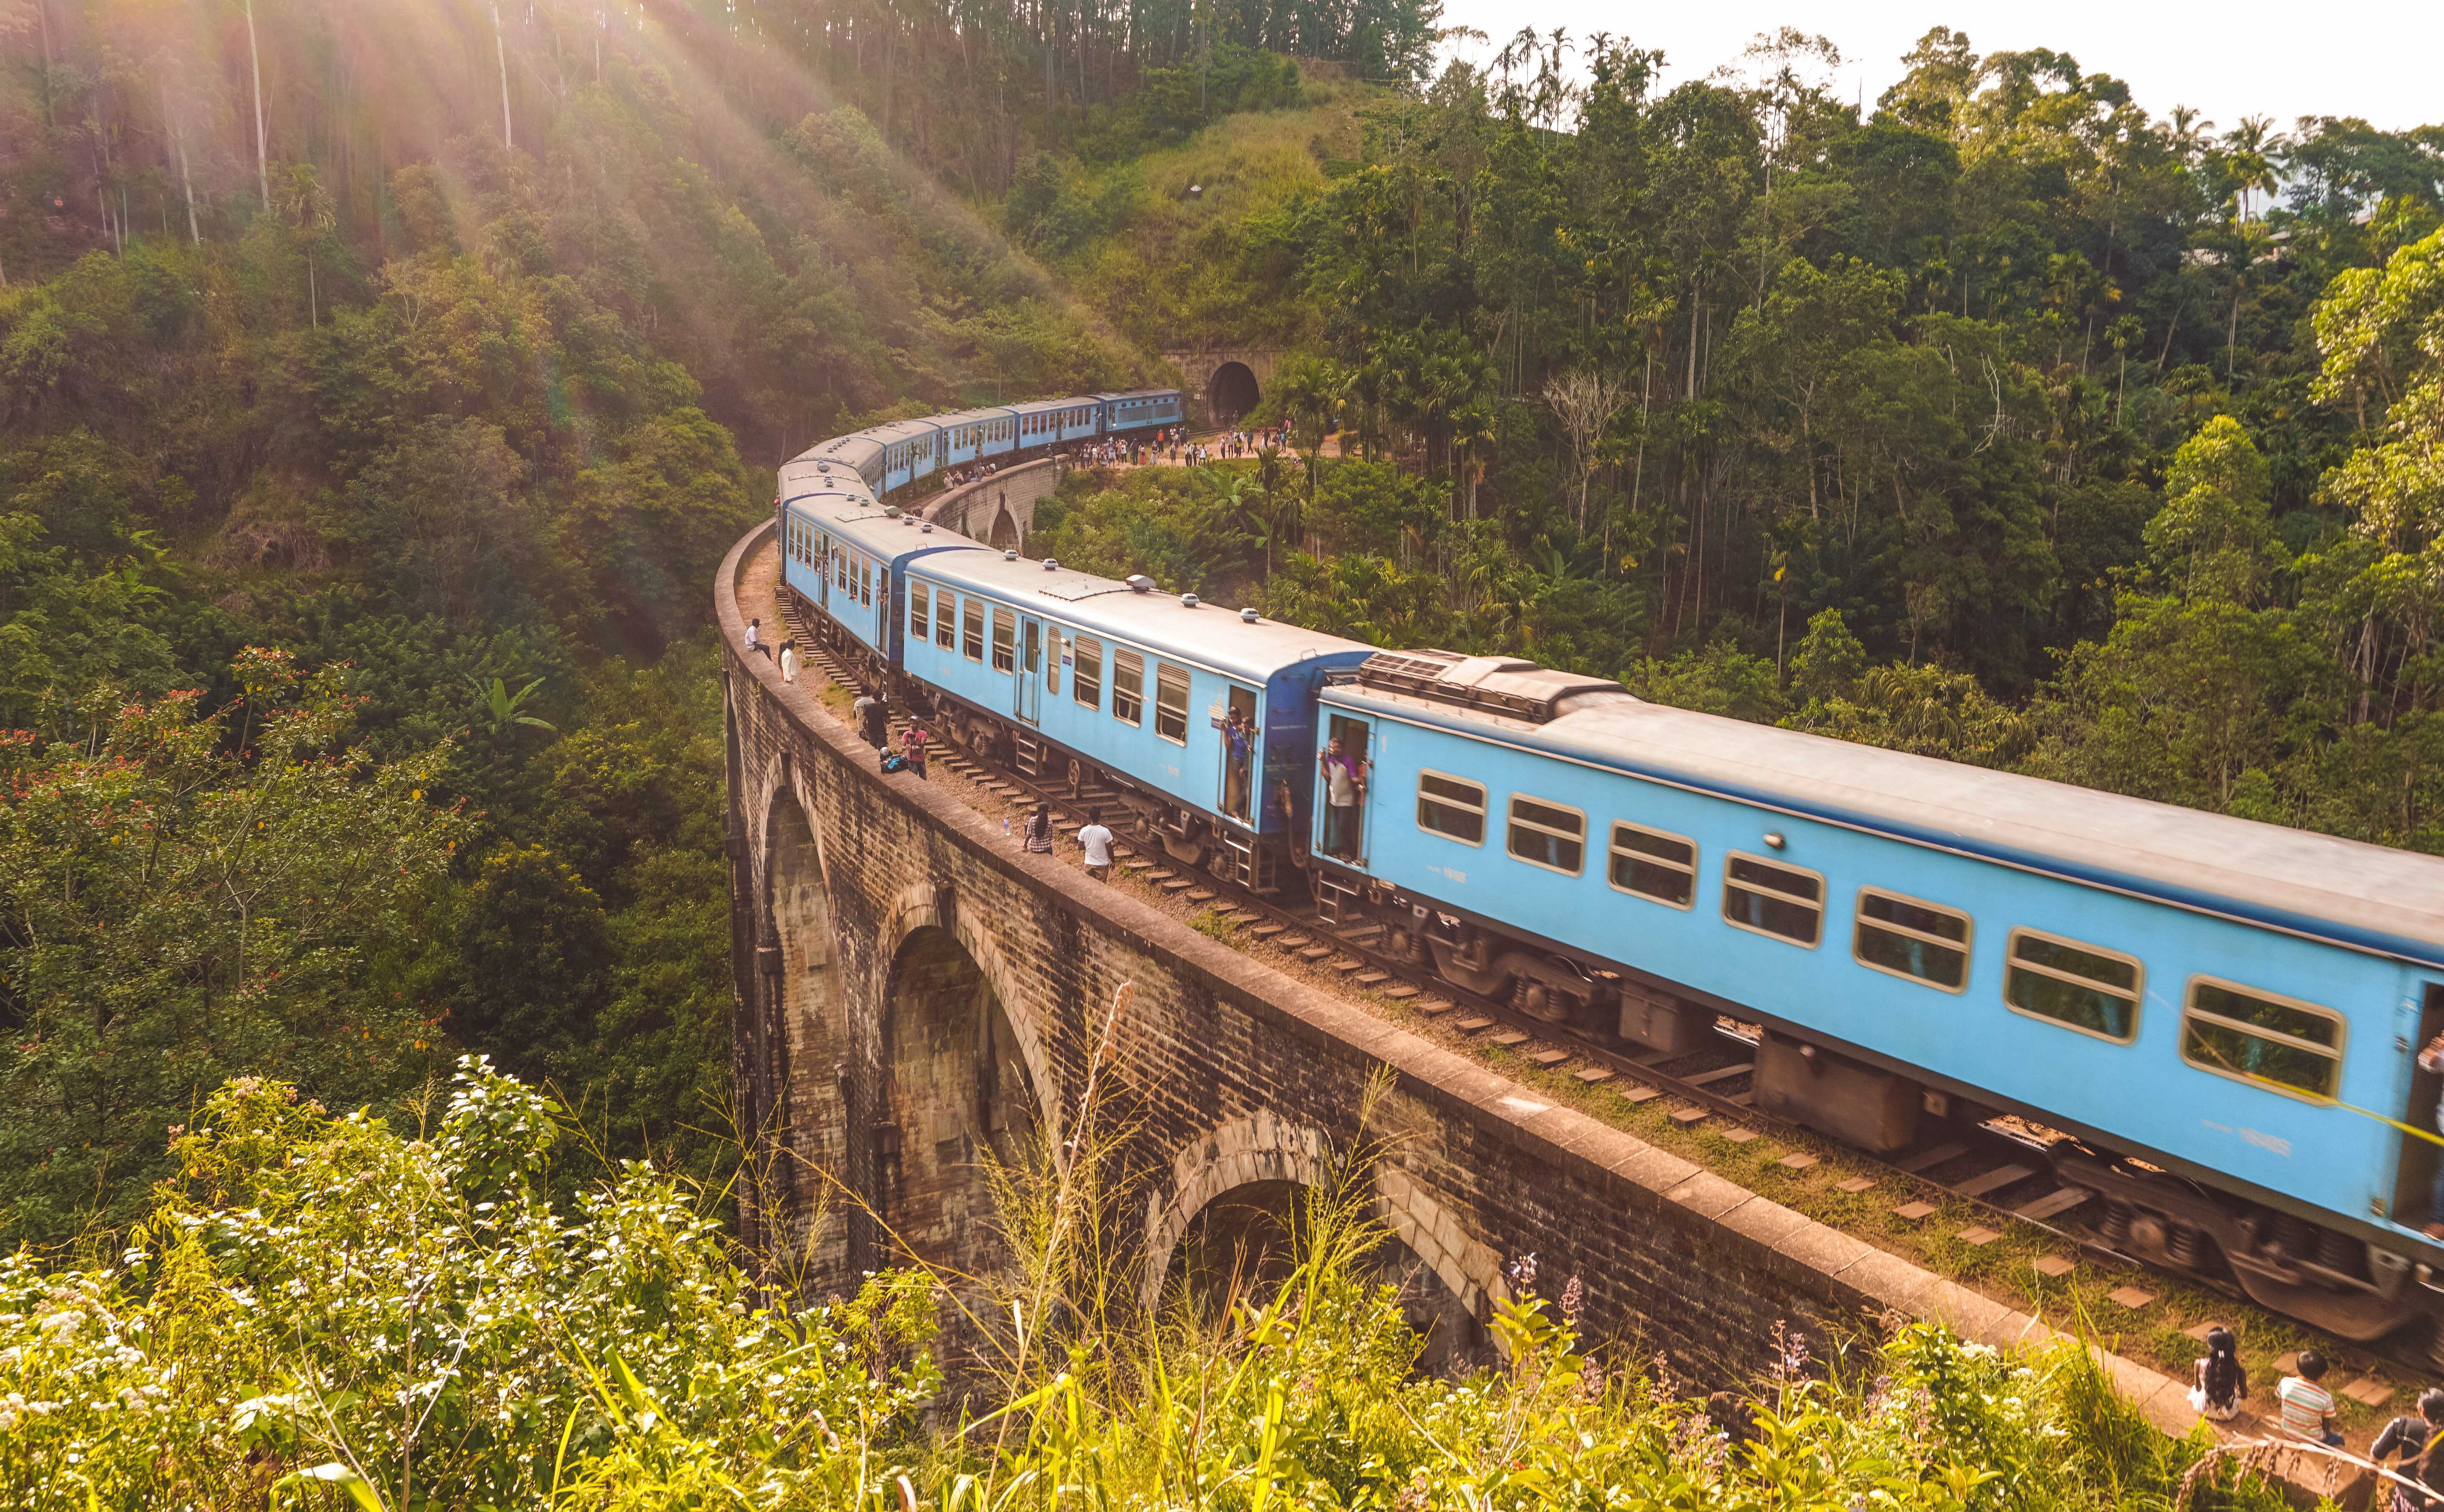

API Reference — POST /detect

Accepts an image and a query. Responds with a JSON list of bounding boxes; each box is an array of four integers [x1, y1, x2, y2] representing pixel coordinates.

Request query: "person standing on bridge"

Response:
[[1078, 806, 1115, 881], [1022, 801, 1055, 856], [900, 719, 929, 779], [778, 639, 798, 685]]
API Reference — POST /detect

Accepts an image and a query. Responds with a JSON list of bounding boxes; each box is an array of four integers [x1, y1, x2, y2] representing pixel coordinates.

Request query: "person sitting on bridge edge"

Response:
[[745, 617, 769, 660], [2277, 1349, 2343, 1446], [778, 639, 798, 685], [1078, 807, 1115, 881], [1022, 801, 1055, 856], [2187, 1326, 2247, 1421]]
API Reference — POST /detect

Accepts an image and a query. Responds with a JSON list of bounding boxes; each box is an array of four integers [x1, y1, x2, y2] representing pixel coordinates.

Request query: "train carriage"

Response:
[[783, 495, 981, 676], [1008, 397, 1100, 447], [902, 551, 1373, 875], [859, 418, 944, 493], [1095, 389, 1184, 434], [1312, 648, 2444, 1350], [937, 407, 1020, 467]]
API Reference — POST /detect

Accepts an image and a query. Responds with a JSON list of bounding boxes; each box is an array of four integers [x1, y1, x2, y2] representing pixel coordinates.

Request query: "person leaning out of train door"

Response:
[[2419, 1031, 2444, 1238], [1078, 807, 1115, 881], [1318, 735, 1367, 860], [2373, 1388, 2444, 1511]]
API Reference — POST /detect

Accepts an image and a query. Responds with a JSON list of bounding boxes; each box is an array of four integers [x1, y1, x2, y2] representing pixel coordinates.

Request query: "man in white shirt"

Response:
[[1077, 807, 1116, 881], [744, 618, 768, 659]]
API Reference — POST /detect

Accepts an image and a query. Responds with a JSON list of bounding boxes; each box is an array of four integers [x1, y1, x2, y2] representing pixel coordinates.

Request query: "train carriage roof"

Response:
[[913, 550, 1374, 684], [1093, 389, 1182, 402], [1008, 397, 1089, 416], [1327, 664, 2444, 966], [932, 406, 1018, 426], [859, 418, 942, 444], [817, 505, 985, 568], [779, 456, 876, 503]]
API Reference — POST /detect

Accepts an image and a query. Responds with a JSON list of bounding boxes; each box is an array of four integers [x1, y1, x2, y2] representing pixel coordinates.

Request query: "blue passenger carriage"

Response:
[[1009, 397, 1100, 448], [901, 550, 1373, 880], [1096, 389, 1184, 434], [859, 418, 944, 492], [781, 490, 980, 682], [1311, 649, 2444, 1352], [937, 407, 1019, 467]]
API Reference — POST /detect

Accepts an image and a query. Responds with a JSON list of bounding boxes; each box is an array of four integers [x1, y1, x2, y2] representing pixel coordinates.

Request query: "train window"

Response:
[[1154, 663, 1190, 744], [2181, 978, 2344, 1101], [1722, 853, 1824, 947], [1073, 634, 1103, 708], [835, 548, 848, 591], [1506, 795, 1585, 875], [910, 581, 930, 640], [1046, 627, 1062, 695], [1112, 651, 1144, 725], [1852, 889, 1971, 992], [1416, 772, 1487, 846], [962, 598, 984, 661], [860, 561, 873, 607], [992, 608, 1016, 672], [1608, 823, 1696, 907], [2004, 929, 2141, 1043]]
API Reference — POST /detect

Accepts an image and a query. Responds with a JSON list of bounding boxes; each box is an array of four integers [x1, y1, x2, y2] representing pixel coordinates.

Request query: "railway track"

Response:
[[778, 593, 2428, 1378]]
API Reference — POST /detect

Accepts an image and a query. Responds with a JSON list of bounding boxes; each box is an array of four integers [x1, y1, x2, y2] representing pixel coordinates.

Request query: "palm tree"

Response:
[[467, 675, 557, 736], [2222, 116, 2279, 221]]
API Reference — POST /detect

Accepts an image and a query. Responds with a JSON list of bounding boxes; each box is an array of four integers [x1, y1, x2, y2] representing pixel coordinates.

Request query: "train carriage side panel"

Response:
[[936, 408, 1015, 468], [1097, 389, 1185, 434], [1322, 678, 2432, 1249], [907, 554, 1369, 831]]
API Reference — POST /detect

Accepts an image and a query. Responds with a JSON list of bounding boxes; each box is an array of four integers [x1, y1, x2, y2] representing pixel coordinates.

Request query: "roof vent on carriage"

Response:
[[1125, 575, 1154, 594], [1181, 594, 1199, 608], [1354, 648, 1633, 724]]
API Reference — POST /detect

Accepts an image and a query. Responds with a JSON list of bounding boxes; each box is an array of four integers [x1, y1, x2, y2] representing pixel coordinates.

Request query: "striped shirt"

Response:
[[2277, 1375, 2335, 1438]]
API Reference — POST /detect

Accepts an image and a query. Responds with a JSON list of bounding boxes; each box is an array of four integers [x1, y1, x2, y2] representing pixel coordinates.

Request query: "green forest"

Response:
[[2, 0, 2442, 1498]]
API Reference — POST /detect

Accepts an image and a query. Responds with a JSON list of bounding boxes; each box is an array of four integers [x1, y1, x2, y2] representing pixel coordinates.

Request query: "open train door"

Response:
[[2394, 983, 2444, 1233], [1314, 712, 1371, 867], [1016, 616, 1043, 726], [1217, 684, 1258, 825]]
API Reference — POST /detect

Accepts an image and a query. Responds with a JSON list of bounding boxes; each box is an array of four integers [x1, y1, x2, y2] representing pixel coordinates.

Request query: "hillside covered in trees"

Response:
[[1, 0, 2442, 1386]]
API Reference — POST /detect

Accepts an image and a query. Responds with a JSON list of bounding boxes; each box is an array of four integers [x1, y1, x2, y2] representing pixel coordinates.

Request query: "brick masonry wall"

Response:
[[719, 521, 2243, 1447]]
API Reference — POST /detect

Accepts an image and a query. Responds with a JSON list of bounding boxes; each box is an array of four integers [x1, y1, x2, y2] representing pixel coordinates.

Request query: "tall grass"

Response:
[[0, 1048, 2295, 1510]]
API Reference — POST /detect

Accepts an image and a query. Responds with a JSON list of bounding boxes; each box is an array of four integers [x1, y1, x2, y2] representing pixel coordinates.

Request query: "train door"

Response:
[[2393, 983, 2444, 1229], [1314, 713, 1371, 864], [1016, 616, 1043, 725], [1217, 684, 1257, 826]]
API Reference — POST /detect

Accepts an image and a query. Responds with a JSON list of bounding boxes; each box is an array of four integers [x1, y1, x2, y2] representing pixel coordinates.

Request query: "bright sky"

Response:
[[1435, 0, 2444, 135]]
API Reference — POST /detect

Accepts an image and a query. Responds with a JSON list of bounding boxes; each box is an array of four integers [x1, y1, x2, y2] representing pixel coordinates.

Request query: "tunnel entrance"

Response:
[[881, 926, 1039, 1277], [1170, 1180, 1486, 1375], [1206, 361, 1259, 427], [763, 787, 847, 1279]]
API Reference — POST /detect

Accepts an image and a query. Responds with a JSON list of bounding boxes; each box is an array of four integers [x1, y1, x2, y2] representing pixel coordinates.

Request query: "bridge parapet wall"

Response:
[[718, 518, 2199, 1417], [921, 458, 1062, 549]]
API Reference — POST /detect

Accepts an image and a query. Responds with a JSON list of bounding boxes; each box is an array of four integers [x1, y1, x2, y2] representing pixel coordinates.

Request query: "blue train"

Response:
[[775, 389, 2444, 1359]]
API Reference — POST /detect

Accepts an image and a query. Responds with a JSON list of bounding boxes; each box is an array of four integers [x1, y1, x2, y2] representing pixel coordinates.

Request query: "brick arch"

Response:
[[1138, 1113, 1502, 1326], [878, 880, 1063, 1150], [756, 761, 851, 1276]]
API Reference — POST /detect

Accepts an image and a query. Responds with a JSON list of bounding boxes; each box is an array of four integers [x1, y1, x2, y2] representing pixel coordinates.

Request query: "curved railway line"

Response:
[[770, 575, 2436, 1385]]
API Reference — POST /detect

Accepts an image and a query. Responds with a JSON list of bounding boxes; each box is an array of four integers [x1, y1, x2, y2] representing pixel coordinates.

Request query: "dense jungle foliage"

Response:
[[1, 0, 2441, 1496], [1027, 32, 2444, 851], [0, 1059, 2295, 1511]]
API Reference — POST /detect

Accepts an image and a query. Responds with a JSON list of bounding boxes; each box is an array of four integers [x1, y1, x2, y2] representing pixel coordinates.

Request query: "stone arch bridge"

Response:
[[718, 518, 2135, 1391]]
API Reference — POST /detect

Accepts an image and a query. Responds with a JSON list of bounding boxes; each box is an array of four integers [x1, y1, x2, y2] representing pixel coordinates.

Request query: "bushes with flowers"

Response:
[[0, 1057, 2289, 1511]]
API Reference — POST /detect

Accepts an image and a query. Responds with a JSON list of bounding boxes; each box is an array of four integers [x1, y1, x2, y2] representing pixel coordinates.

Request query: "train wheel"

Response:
[[1161, 831, 1207, 867]]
